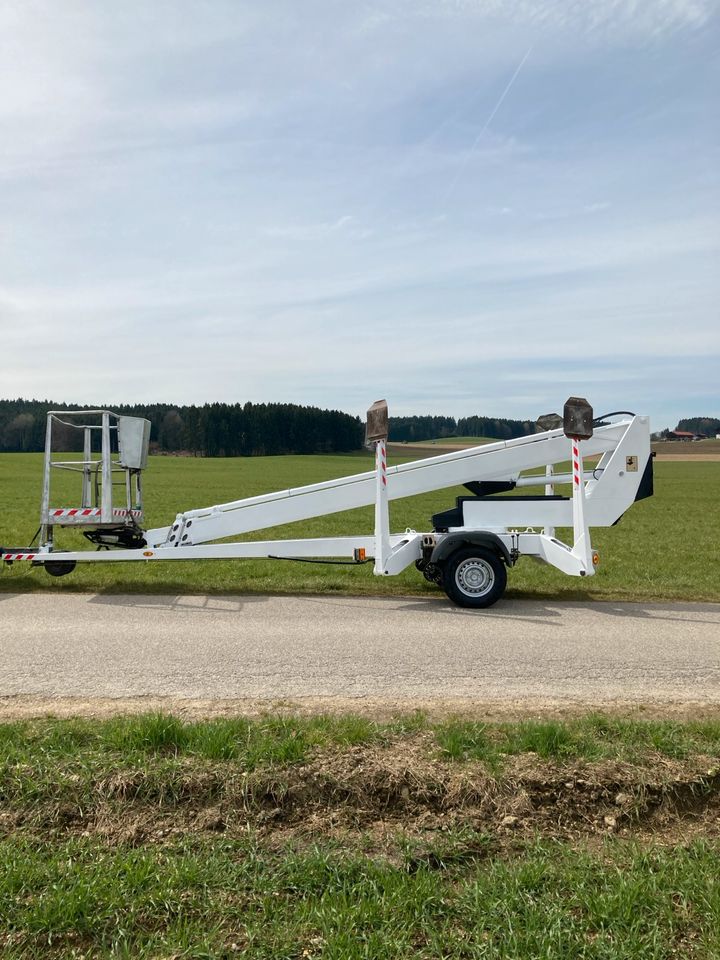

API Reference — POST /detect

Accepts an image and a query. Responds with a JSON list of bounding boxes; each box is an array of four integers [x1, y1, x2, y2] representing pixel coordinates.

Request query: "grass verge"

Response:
[[2, 713, 720, 958], [1, 453, 719, 602]]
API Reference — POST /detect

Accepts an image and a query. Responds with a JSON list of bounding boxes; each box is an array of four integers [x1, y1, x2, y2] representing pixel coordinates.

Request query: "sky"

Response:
[[1, 0, 718, 430]]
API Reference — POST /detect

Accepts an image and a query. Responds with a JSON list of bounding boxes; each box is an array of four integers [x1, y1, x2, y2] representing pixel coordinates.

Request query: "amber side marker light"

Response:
[[354, 548, 366, 562], [592, 552, 600, 566], [143, 551, 154, 558]]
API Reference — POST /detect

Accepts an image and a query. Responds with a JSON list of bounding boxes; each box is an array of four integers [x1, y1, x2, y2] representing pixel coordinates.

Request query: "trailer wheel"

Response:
[[442, 547, 506, 609], [42, 560, 77, 578]]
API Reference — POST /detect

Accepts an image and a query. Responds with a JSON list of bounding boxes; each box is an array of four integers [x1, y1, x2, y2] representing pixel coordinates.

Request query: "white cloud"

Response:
[[432, 0, 713, 37]]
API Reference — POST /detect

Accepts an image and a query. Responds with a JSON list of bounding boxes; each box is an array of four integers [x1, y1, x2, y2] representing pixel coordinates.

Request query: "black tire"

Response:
[[42, 560, 77, 578], [442, 546, 507, 609]]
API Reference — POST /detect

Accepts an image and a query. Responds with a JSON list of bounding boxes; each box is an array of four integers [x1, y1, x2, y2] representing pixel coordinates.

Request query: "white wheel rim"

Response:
[[455, 557, 494, 597]]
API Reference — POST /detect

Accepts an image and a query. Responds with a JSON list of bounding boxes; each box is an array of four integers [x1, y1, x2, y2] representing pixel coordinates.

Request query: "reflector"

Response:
[[365, 399, 389, 444], [563, 397, 594, 440], [536, 413, 563, 431]]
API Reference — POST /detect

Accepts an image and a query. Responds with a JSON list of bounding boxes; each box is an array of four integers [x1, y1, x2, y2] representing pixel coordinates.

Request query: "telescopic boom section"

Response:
[[145, 414, 650, 549]]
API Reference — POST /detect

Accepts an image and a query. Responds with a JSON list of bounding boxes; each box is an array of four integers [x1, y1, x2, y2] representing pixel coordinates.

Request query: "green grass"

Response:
[[1, 452, 719, 601], [2, 835, 719, 959], [2, 713, 720, 958], [0, 712, 397, 779], [434, 715, 720, 765], [396, 436, 496, 446]]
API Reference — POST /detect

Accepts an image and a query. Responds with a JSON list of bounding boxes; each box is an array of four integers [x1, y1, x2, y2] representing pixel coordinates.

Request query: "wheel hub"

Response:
[[455, 558, 494, 596]]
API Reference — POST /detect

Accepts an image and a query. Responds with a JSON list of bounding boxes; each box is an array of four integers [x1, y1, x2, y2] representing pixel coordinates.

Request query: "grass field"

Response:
[[1, 712, 719, 958], [393, 436, 497, 446], [399, 437, 720, 454], [1, 452, 719, 602]]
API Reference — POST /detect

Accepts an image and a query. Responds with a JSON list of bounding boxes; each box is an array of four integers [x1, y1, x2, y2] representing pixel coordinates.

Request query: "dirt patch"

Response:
[[653, 454, 720, 462], [652, 440, 720, 459], [3, 694, 720, 722], [5, 738, 720, 855], [241, 742, 720, 851]]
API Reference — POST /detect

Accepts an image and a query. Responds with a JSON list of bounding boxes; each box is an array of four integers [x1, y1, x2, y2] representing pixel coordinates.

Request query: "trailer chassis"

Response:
[[2, 398, 653, 609]]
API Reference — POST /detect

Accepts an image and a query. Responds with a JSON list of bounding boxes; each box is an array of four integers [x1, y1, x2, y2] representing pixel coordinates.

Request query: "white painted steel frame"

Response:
[[28, 415, 651, 582], [28, 534, 424, 576], [22, 529, 600, 580], [40, 410, 147, 546]]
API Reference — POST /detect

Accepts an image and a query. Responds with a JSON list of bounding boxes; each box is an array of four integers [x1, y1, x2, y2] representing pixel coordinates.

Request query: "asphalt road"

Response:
[[1, 593, 719, 710]]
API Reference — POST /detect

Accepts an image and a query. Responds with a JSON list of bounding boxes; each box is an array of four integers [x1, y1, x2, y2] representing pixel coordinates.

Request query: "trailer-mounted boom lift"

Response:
[[1, 397, 653, 608]]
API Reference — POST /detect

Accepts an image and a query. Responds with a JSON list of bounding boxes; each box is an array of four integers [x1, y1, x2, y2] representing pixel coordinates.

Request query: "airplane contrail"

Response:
[[444, 45, 533, 203]]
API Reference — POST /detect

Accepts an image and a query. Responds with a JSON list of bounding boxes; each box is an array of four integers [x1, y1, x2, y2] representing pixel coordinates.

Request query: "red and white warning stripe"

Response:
[[50, 508, 142, 520], [572, 439, 581, 487], [2, 552, 37, 562], [380, 440, 387, 487]]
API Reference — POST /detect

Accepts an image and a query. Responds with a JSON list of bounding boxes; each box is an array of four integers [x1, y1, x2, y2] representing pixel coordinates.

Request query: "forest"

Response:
[[6, 399, 705, 456], [387, 414, 539, 442], [0, 399, 363, 456], [676, 417, 720, 436]]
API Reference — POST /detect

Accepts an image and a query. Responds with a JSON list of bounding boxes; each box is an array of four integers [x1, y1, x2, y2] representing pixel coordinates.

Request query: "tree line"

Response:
[[0, 399, 363, 456], [676, 417, 720, 436], [388, 415, 538, 443], [1, 399, 600, 457]]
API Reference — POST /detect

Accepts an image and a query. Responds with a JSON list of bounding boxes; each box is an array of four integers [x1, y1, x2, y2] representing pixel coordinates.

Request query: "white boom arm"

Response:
[[146, 416, 650, 549]]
